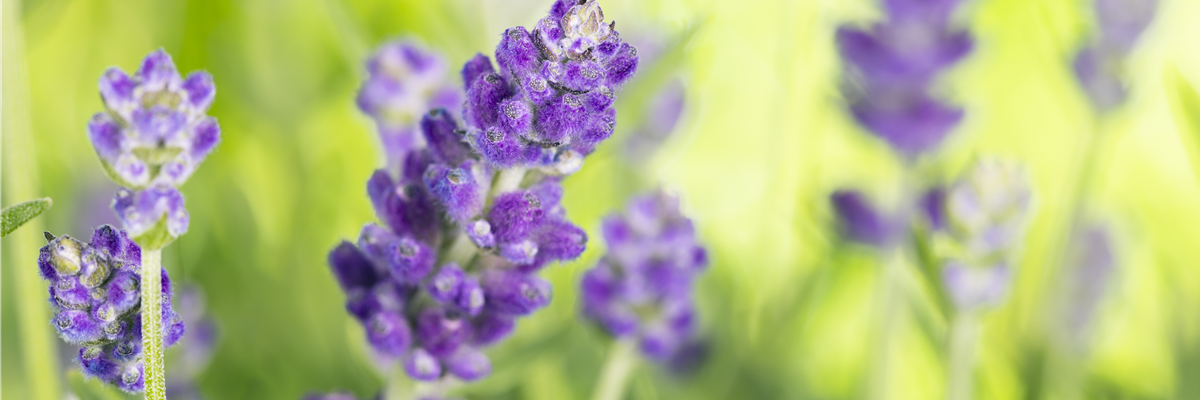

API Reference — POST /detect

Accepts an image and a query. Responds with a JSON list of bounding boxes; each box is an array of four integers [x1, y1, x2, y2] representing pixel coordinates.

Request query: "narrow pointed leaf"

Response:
[[1, 197, 52, 237]]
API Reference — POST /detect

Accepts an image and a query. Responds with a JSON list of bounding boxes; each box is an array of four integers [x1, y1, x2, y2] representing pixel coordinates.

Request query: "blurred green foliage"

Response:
[[4, 0, 1200, 399]]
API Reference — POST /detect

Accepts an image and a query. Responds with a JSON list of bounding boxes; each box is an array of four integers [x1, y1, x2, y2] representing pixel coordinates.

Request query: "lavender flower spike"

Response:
[[37, 226, 185, 393], [930, 157, 1033, 312], [87, 48, 219, 399], [836, 0, 973, 156], [581, 189, 709, 366], [328, 0, 634, 390], [358, 40, 463, 170], [1073, 0, 1158, 112], [91, 49, 221, 190]]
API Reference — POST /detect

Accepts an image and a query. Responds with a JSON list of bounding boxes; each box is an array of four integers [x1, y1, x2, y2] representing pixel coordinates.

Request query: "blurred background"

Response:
[[4, 0, 1200, 399]]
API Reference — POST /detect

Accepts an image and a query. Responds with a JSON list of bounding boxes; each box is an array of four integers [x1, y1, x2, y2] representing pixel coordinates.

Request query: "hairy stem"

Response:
[[945, 313, 979, 400], [142, 249, 166, 400], [591, 340, 639, 400], [3, 0, 63, 396]]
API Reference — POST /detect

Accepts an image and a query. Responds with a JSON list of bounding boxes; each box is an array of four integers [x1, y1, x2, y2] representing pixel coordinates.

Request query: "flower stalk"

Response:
[[945, 312, 979, 400], [141, 249, 166, 400], [591, 340, 638, 400]]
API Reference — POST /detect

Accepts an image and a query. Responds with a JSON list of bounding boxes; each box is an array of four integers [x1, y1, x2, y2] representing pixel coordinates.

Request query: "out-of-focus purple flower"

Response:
[[1072, 0, 1156, 112], [359, 40, 463, 170], [624, 79, 686, 163], [830, 190, 899, 247], [930, 158, 1033, 312], [1094, 0, 1157, 53], [90, 49, 220, 189], [37, 226, 184, 393], [941, 261, 1010, 310], [463, 0, 638, 171], [942, 158, 1031, 259], [581, 189, 709, 364], [166, 285, 218, 400], [1062, 224, 1116, 341], [835, 0, 973, 156]]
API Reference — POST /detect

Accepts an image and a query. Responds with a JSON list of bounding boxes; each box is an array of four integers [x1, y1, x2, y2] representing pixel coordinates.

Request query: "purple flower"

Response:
[[830, 190, 899, 247], [327, 0, 632, 386], [1094, 0, 1157, 53], [37, 226, 185, 393], [930, 158, 1033, 312], [1072, 0, 1157, 112], [1062, 224, 1116, 341], [358, 40, 463, 169], [461, 0, 638, 171], [111, 186, 190, 246], [90, 49, 221, 189], [166, 285, 218, 399], [581, 189, 709, 363], [941, 261, 1011, 311], [836, 0, 973, 156]]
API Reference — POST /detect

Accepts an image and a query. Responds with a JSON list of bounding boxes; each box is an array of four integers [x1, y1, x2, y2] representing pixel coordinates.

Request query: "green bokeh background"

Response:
[[4, 0, 1200, 399]]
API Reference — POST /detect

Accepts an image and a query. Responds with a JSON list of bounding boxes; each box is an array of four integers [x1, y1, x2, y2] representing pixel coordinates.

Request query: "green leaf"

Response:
[[1, 197, 52, 237], [1163, 64, 1200, 188]]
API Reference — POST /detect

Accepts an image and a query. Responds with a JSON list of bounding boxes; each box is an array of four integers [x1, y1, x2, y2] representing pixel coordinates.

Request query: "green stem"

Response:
[[591, 340, 639, 400], [3, 0, 63, 396], [945, 313, 979, 400], [869, 168, 919, 400], [142, 249, 166, 400], [869, 247, 903, 400]]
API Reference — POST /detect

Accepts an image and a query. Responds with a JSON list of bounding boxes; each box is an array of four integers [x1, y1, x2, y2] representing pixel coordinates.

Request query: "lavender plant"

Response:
[[55, 48, 221, 398], [830, 0, 974, 398], [581, 189, 709, 400], [924, 157, 1032, 400], [326, 0, 637, 395]]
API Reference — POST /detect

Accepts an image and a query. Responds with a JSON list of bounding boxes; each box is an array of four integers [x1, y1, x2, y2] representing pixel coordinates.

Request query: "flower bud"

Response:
[[444, 347, 491, 381], [404, 347, 443, 381], [482, 271, 552, 316], [112, 186, 189, 250]]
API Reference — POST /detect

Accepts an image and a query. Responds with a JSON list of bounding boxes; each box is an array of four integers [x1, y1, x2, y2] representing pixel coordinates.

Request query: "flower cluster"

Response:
[[328, 0, 636, 384], [580, 189, 708, 364], [36, 226, 184, 392], [358, 40, 463, 171], [463, 0, 638, 173], [1073, 0, 1157, 112], [927, 158, 1032, 311], [836, 0, 974, 156], [88, 49, 221, 247]]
